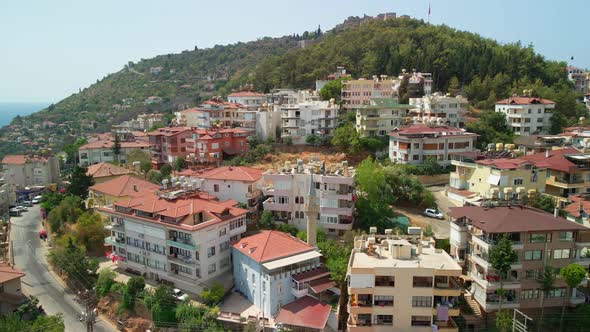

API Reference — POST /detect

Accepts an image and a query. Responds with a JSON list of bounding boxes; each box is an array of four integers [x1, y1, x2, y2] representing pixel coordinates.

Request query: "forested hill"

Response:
[[10, 16, 583, 136]]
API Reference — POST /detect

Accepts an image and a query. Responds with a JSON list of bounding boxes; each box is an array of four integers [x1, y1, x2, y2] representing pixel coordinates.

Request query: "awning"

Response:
[[263, 251, 322, 270], [504, 187, 513, 194], [459, 274, 473, 281], [487, 174, 501, 185], [517, 187, 526, 193], [309, 276, 337, 293]]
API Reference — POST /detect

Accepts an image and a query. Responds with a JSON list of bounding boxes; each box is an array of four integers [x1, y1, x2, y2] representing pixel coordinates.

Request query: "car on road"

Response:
[[423, 208, 444, 220], [173, 288, 189, 301], [9, 208, 22, 217], [21, 201, 33, 207], [15, 205, 28, 212], [32, 195, 43, 204]]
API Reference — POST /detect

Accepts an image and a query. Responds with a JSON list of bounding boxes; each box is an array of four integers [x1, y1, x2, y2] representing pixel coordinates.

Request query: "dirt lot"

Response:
[[251, 149, 370, 171], [393, 205, 450, 239]]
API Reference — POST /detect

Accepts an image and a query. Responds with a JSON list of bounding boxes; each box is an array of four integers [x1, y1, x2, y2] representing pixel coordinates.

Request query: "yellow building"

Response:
[[89, 175, 159, 207], [448, 152, 547, 204], [86, 162, 133, 184], [347, 230, 462, 332]]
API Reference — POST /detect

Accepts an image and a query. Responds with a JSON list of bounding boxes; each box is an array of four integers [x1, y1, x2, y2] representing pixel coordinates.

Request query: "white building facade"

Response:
[[495, 97, 556, 136], [409, 93, 469, 128], [1, 155, 60, 188], [281, 100, 340, 144]]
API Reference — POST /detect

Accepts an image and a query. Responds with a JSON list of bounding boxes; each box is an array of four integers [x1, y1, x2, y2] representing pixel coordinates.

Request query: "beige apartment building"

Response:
[[408, 93, 469, 128], [449, 206, 590, 315], [347, 231, 462, 332], [354, 98, 414, 137]]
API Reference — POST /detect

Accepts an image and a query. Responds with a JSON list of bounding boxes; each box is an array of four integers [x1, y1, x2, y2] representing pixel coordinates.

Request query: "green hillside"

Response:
[[1, 16, 584, 158]]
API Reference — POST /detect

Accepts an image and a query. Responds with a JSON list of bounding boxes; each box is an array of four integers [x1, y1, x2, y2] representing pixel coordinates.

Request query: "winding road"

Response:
[[10, 205, 116, 332]]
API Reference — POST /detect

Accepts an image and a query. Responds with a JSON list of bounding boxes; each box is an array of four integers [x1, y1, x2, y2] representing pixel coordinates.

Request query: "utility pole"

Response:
[[79, 290, 97, 332]]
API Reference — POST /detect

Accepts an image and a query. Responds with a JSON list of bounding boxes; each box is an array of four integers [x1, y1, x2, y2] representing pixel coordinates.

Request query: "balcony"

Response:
[[320, 205, 354, 216], [167, 254, 198, 267], [262, 197, 291, 212], [470, 253, 490, 270], [546, 176, 587, 189], [167, 238, 197, 251], [104, 236, 126, 248], [433, 277, 462, 296], [570, 289, 586, 305], [291, 283, 309, 298], [436, 318, 459, 331], [469, 270, 521, 290], [104, 222, 124, 232]]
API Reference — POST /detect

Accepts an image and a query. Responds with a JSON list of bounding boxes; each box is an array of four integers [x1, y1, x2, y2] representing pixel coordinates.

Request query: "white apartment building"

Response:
[[179, 166, 264, 209], [78, 138, 150, 166], [227, 91, 266, 108], [1, 155, 60, 188], [409, 93, 468, 128], [567, 66, 589, 94], [388, 124, 477, 166], [262, 160, 355, 236], [100, 186, 248, 294], [354, 98, 414, 137], [342, 76, 400, 110], [255, 104, 282, 141], [281, 100, 340, 144], [495, 97, 556, 136], [347, 231, 462, 332], [405, 71, 433, 96]]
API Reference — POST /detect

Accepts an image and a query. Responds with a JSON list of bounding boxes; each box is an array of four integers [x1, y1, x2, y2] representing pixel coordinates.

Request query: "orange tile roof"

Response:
[[89, 175, 159, 197], [0, 263, 25, 284], [86, 162, 133, 178], [2, 155, 27, 165], [520, 148, 583, 172], [274, 296, 331, 330], [195, 166, 263, 182], [146, 127, 192, 136], [496, 97, 555, 105], [79, 140, 149, 150], [233, 230, 315, 263], [563, 195, 590, 218]]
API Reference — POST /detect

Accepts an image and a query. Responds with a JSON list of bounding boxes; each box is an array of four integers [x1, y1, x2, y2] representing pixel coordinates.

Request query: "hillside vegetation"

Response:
[[3, 16, 584, 156]]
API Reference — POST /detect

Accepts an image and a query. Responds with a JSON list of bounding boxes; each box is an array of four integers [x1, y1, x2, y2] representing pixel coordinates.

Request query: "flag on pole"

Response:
[[428, 1, 431, 17]]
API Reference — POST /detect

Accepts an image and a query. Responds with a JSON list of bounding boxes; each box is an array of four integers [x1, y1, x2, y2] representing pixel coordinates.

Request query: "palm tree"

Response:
[[536, 266, 556, 332]]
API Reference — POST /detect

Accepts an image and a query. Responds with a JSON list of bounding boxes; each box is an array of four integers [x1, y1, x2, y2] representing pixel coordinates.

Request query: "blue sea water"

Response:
[[0, 102, 49, 126]]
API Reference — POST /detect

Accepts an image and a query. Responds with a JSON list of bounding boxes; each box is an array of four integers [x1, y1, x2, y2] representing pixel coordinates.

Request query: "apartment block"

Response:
[[147, 127, 193, 164], [100, 185, 248, 294], [448, 205, 590, 313], [347, 231, 462, 332], [566, 66, 589, 94], [185, 128, 249, 163], [448, 152, 547, 205], [389, 125, 477, 166], [262, 160, 355, 236], [559, 126, 590, 150], [495, 97, 555, 135], [0, 263, 26, 314], [79, 135, 150, 166], [354, 98, 413, 137], [227, 91, 266, 108], [521, 148, 590, 204], [113, 113, 165, 132], [408, 93, 468, 128], [513, 135, 568, 155], [281, 100, 340, 144], [342, 76, 400, 110], [255, 104, 282, 141], [1, 154, 60, 188]]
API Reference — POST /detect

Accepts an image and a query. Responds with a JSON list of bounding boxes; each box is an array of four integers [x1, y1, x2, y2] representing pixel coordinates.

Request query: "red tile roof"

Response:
[[228, 92, 266, 97], [79, 140, 150, 150], [195, 166, 263, 182], [520, 148, 583, 172], [474, 158, 545, 170], [496, 97, 555, 105], [233, 230, 315, 263], [89, 175, 160, 198], [563, 195, 590, 218], [274, 296, 331, 330], [86, 162, 133, 178], [448, 205, 588, 233], [0, 263, 25, 284], [2, 155, 27, 165], [146, 127, 192, 137], [389, 124, 477, 138]]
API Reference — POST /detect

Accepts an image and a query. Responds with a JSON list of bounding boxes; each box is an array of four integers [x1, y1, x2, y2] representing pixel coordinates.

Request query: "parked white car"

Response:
[[15, 205, 28, 212], [173, 288, 189, 301], [423, 208, 444, 220], [32, 195, 43, 204]]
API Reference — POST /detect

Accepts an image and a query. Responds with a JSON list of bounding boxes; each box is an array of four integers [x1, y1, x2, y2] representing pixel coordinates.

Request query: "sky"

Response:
[[1, 0, 588, 103]]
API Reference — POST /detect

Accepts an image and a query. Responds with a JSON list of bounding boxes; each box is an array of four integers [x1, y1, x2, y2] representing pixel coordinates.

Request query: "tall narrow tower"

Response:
[[305, 172, 319, 247]]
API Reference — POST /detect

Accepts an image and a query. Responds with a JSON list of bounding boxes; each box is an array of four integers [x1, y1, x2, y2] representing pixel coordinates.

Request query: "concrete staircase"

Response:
[[464, 293, 483, 317]]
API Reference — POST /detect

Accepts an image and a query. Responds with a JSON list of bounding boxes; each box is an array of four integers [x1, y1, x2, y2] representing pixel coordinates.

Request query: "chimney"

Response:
[[545, 149, 550, 158], [133, 184, 138, 192], [554, 207, 559, 218]]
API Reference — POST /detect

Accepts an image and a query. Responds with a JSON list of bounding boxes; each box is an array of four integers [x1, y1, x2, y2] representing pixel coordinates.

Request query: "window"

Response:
[[374, 314, 393, 325], [212, 143, 219, 149], [412, 276, 433, 288], [220, 241, 230, 252], [553, 249, 571, 259], [411, 316, 431, 327], [412, 296, 432, 307], [559, 232, 574, 241], [179, 265, 192, 274], [524, 250, 542, 261], [207, 246, 216, 258], [230, 218, 245, 230], [375, 276, 395, 287], [213, 184, 220, 192], [529, 233, 550, 243], [513, 178, 524, 185], [374, 295, 394, 306], [208, 263, 216, 275], [277, 196, 289, 204], [548, 288, 567, 298], [412, 154, 420, 161], [195, 251, 200, 261], [521, 289, 539, 300], [525, 269, 539, 280], [219, 228, 227, 236]]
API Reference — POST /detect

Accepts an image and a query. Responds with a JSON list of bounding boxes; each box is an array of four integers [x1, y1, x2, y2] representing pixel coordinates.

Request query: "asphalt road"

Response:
[[10, 205, 117, 332]]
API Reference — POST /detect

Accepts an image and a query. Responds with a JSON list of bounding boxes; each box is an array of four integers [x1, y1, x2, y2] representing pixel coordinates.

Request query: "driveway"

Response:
[[10, 205, 117, 332]]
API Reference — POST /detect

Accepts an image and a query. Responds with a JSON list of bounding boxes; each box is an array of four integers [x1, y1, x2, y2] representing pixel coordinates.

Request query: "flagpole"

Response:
[[428, 0, 431, 23]]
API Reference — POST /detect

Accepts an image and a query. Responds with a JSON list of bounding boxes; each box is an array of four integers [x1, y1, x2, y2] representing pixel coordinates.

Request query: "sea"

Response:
[[0, 102, 49, 126]]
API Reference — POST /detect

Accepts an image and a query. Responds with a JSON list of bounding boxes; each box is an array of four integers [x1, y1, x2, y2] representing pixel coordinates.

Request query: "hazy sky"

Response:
[[1, 0, 587, 103]]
